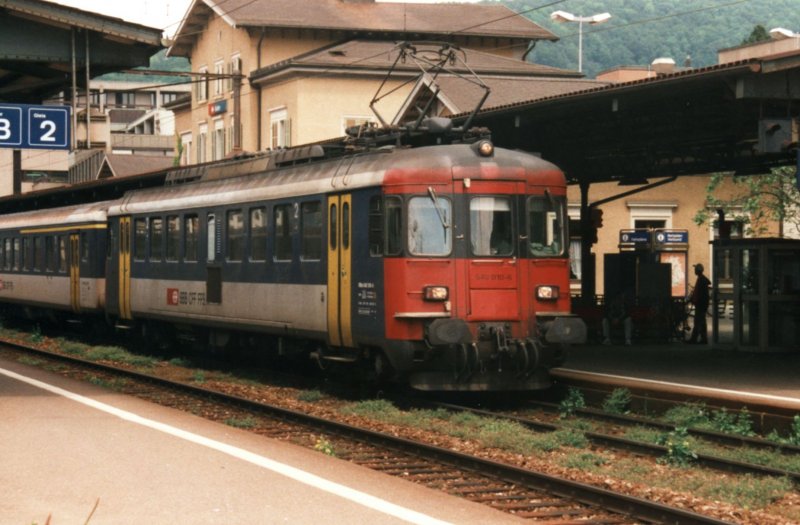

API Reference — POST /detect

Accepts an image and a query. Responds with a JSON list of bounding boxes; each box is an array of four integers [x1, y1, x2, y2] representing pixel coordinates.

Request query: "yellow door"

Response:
[[327, 195, 353, 347], [69, 234, 80, 313], [118, 217, 132, 320]]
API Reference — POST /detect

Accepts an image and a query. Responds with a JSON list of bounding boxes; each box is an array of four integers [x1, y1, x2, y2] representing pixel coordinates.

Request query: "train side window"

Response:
[[207, 214, 216, 262], [368, 197, 383, 256], [35, 237, 46, 271], [301, 201, 321, 261], [13, 238, 20, 271], [249, 207, 266, 261], [386, 197, 403, 256], [80, 232, 90, 262], [150, 218, 164, 262], [0, 238, 4, 269], [134, 218, 147, 261], [4, 239, 9, 271], [329, 204, 337, 250], [184, 214, 199, 262], [226, 209, 244, 262], [274, 204, 292, 261], [45, 236, 55, 272], [342, 202, 350, 250], [58, 236, 67, 273], [22, 237, 31, 271], [166, 215, 180, 262]]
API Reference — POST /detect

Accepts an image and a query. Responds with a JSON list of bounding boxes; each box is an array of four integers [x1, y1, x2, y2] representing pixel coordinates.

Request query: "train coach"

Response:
[[0, 133, 585, 391]]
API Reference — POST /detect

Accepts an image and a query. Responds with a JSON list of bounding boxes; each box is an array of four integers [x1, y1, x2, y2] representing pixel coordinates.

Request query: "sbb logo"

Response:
[[167, 288, 180, 306]]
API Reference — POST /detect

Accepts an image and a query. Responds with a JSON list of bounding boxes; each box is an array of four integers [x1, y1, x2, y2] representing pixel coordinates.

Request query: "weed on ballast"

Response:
[[602, 388, 632, 414], [657, 426, 698, 467], [559, 387, 586, 418]]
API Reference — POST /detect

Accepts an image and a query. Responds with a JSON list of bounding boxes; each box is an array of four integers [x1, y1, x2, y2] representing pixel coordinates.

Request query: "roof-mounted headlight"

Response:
[[472, 139, 494, 157]]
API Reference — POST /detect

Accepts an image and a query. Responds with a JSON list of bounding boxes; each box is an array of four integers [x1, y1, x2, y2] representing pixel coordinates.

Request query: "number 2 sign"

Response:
[[0, 104, 71, 150]]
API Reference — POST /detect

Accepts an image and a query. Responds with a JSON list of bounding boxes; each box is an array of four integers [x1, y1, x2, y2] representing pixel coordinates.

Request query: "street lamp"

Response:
[[550, 10, 612, 73]]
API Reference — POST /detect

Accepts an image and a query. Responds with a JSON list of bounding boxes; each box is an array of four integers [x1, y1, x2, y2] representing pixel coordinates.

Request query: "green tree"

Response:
[[693, 167, 800, 237], [741, 24, 770, 45]]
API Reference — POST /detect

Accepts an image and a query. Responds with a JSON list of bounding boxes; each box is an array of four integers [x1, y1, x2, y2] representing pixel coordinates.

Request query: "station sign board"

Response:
[[0, 104, 71, 150], [619, 229, 651, 247]]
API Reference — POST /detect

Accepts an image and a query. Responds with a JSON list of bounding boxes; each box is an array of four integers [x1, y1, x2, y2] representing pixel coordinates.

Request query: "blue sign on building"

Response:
[[0, 104, 71, 150]]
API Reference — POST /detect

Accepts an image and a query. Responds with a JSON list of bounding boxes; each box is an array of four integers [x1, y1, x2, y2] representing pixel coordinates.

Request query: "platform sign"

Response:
[[0, 104, 71, 150]]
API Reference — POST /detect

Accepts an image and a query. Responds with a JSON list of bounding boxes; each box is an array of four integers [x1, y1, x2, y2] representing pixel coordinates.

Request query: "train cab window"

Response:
[[184, 215, 199, 262], [470, 197, 513, 256], [58, 236, 67, 273], [527, 194, 566, 257], [13, 238, 20, 271], [166, 216, 180, 262], [249, 208, 267, 261], [407, 196, 452, 256], [150, 218, 164, 262], [301, 201, 322, 261], [226, 210, 244, 262], [134, 219, 147, 261], [274, 204, 292, 261]]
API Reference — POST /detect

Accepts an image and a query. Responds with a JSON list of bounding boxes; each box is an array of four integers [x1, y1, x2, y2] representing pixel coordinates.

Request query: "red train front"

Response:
[[343, 139, 586, 391]]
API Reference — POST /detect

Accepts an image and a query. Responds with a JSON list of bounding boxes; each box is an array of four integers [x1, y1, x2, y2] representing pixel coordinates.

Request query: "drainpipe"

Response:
[[71, 28, 78, 150], [85, 31, 91, 149], [256, 29, 266, 151]]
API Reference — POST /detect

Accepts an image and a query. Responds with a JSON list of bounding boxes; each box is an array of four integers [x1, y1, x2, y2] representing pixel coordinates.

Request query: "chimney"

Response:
[[651, 57, 676, 75]]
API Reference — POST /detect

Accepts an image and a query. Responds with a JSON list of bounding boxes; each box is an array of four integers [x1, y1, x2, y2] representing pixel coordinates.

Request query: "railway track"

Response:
[[422, 400, 800, 484], [1, 341, 735, 525]]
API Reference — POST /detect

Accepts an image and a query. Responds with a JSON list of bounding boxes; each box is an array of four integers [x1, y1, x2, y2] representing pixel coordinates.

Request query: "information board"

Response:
[[0, 104, 71, 150]]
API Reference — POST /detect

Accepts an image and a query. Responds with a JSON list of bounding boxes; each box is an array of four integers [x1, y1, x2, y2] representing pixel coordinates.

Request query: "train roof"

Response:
[[110, 143, 562, 216], [0, 201, 112, 232]]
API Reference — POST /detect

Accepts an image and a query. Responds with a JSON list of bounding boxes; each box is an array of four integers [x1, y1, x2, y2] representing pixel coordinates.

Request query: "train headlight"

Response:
[[423, 286, 449, 301], [476, 140, 494, 157], [536, 285, 559, 301]]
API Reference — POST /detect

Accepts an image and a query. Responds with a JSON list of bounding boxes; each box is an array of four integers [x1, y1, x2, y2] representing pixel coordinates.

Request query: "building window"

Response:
[[212, 119, 225, 161], [214, 61, 224, 97], [185, 214, 199, 262], [161, 92, 179, 105], [227, 55, 241, 92], [197, 124, 208, 164], [114, 92, 136, 108], [181, 133, 192, 166], [301, 201, 322, 260], [226, 210, 244, 262], [249, 207, 267, 261], [197, 67, 208, 101], [270, 108, 290, 149]]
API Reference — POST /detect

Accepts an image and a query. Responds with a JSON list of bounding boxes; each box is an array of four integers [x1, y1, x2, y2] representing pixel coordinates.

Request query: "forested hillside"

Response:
[[500, 0, 800, 77]]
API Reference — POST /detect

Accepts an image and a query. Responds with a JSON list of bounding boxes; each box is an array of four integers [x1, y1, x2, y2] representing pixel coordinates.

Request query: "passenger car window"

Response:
[[134, 218, 147, 260], [249, 208, 266, 261], [166, 216, 180, 262], [227, 210, 244, 262], [185, 215, 199, 262], [274, 204, 292, 261], [301, 201, 321, 260], [150, 218, 163, 262]]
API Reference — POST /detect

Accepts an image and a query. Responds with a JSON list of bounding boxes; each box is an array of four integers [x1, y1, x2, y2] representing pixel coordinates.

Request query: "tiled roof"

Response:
[[172, 0, 555, 55]]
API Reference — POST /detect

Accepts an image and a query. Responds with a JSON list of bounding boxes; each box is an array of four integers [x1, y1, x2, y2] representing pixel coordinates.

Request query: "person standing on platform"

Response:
[[602, 292, 632, 346], [687, 263, 710, 344]]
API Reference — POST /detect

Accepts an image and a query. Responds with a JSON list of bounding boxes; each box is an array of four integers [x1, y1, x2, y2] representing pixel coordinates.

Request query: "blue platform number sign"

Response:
[[0, 104, 71, 150]]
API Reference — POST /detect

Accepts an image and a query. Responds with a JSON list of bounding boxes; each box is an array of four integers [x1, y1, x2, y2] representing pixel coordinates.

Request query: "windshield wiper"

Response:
[[427, 186, 449, 230]]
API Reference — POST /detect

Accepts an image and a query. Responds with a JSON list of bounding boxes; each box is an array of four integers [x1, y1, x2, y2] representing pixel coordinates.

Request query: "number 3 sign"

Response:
[[0, 104, 71, 150]]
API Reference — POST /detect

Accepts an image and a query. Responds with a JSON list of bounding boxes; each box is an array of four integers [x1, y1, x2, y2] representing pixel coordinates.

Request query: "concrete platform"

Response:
[[0, 357, 526, 525], [559, 341, 800, 401]]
